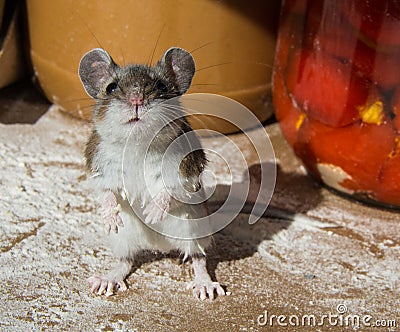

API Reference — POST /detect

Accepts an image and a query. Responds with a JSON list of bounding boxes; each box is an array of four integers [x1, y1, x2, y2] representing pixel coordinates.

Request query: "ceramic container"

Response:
[[26, 0, 280, 133]]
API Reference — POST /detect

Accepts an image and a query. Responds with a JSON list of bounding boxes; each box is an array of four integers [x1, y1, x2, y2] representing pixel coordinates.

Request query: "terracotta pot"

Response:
[[26, 0, 280, 133]]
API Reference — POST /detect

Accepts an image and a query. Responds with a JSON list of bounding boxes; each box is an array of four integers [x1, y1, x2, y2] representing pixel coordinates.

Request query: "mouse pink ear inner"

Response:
[[160, 47, 195, 94], [79, 48, 118, 99]]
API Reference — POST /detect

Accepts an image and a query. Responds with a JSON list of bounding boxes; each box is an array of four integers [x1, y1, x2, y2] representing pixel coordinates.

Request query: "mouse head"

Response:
[[78, 47, 195, 131], [78, 47, 195, 100]]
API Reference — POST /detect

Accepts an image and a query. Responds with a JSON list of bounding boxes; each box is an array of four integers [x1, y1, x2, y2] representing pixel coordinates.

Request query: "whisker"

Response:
[[187, 41, 216, 57], [62, 97, 94, 104], [119, 48, 126, 67], [148, 24, 165, 67], [195, 62, 232, 73], [196, 60, 273, 74], [234, 60, 273, 69], [75, 102, 98, 109], [154, 111, 183, 143], [185, 113, 211, 131], [190, 83, 219, 87], [161, 105, 208, 153], [74, 13, 128, 100], [75, 12, 106, 51], [253, 62, 273, 69], [154, 100, 220, 145], [161, 98, 219, 127], [61, 97, 97, 112]]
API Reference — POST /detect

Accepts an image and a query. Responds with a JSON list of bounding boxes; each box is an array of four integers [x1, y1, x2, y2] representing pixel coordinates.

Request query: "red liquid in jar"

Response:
[[273, 0, 400, 207]]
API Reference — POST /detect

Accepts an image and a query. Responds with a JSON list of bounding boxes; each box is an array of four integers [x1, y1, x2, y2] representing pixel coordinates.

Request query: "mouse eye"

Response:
[[156, 81, 168, 96], [106, 82, 118, 94]]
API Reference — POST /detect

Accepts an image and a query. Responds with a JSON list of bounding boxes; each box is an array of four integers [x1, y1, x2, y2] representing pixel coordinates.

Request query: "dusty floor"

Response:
[[0, 84, 399, 331]]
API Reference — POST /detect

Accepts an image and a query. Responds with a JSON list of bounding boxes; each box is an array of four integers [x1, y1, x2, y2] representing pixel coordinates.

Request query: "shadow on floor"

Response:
[[0, 79, 50, 124], [205, 162, 323, 283]]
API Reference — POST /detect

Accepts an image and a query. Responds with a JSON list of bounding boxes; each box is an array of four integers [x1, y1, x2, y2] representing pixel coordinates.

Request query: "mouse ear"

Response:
[[78, 48, 118, 98], [159, 47, 195, 94]]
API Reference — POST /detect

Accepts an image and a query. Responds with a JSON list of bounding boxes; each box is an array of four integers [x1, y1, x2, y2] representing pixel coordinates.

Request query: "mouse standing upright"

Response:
[[79, 47, 225, 300]]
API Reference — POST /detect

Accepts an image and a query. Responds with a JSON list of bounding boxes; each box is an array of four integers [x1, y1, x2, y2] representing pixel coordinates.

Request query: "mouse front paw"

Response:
[[101, 191, 124, 234], [143, 190, 170, 224], [102, 203, 123, 234], [87, 275, 128, 297]]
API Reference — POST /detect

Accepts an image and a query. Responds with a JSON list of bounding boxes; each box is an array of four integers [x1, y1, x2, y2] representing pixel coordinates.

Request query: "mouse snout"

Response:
[[129, 93, 144, 106]]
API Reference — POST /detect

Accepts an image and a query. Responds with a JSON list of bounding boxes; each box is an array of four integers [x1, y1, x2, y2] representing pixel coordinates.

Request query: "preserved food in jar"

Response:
[[273, 0, 400, 207]]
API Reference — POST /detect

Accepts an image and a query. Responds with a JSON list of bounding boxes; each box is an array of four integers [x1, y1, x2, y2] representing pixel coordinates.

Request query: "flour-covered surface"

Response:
[[0, 107, 399, 331]]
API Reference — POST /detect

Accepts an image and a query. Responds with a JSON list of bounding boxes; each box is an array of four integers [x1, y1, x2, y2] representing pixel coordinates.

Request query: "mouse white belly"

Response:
[[93, 137, 212, 258], [108, 198, 211, 259]]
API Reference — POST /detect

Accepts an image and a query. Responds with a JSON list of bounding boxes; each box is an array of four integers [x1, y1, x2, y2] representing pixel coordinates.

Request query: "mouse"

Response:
[[79, 47, 225, 300]]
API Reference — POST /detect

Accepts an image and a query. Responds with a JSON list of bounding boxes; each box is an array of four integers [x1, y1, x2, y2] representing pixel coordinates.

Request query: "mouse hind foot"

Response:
[[188, 255, 225, 301], [87, 258, 133, 297]]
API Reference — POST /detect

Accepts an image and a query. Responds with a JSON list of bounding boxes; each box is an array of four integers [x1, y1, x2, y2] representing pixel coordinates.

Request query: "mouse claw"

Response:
[[105, 282, 115, 297], [88, 275, 102, 293], [87, 274, 128, 297], [116, 280, 128, 292], [188, 281, 225, 301], [114, 203, 122, 214], [143, 207, 168, 225], [110, 221, 119, 234], [97, 280, 109, 296]]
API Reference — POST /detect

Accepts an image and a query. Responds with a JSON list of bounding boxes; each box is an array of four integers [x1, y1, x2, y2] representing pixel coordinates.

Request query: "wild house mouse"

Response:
[[79, 47, 225, 300]]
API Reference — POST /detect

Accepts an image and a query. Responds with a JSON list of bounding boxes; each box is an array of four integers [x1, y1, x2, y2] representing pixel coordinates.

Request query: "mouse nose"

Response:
[[129, 93, 144, 106]]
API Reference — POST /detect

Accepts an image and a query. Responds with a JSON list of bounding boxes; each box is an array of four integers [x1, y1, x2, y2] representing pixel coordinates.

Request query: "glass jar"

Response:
[[273, 0, 400, 207]]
